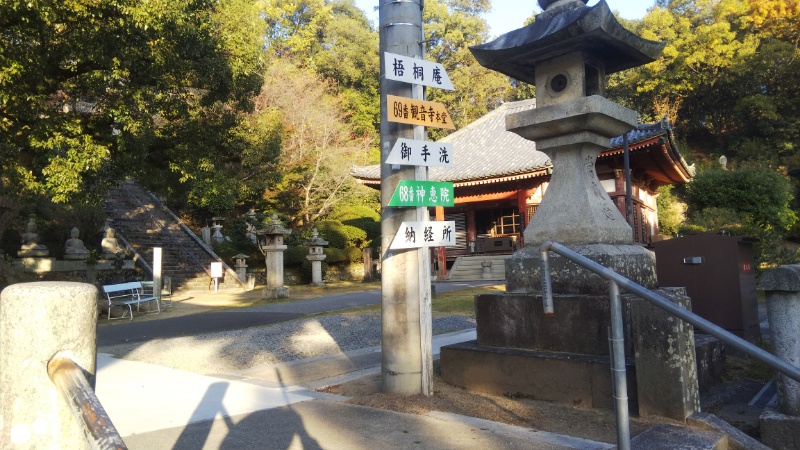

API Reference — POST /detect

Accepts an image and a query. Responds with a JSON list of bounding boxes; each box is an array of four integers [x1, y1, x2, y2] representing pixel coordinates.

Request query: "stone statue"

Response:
[[18, 217, 48, 257], [64, 227, 89, 260], [101, 227, 124, 259]]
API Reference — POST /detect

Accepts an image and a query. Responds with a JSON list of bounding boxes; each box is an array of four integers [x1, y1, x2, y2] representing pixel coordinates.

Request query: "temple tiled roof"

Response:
[[351, 99, 693, 184]]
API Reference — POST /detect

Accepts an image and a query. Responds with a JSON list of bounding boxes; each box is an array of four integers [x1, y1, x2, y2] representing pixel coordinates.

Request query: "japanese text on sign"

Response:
[[388, 181, 454, 207], [387, 95, 455, 130], [384, 52, 455, 91], [390, 221, 457, 249], [386, 138, 453, 167]]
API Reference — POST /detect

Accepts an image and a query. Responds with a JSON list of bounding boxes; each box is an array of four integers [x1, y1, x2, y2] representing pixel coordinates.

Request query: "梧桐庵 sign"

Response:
[[384, 52, 455, 91]]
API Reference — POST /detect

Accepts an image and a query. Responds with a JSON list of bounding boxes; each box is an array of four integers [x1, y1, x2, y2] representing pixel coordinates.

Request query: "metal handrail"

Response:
[[539, 240, 800, 449], [48, 357, 127, 450], [114, 232, 153, 275]]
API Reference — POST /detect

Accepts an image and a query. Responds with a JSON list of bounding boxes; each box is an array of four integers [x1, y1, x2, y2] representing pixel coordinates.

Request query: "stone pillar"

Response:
[[760, 266, 800, 415], [1, 282, 98, 449], [306, 228, 328, 287], [759, 265, 800, 449], [257, 215, 291, 299]]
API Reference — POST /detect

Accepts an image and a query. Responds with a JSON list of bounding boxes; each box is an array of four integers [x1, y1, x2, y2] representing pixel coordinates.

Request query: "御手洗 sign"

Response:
[[384, 52, 455, 91], [390, 221, 457, 250], [386, 138, 453, 167], [387, 95, 455, 130], [388, 180, 454, 207]]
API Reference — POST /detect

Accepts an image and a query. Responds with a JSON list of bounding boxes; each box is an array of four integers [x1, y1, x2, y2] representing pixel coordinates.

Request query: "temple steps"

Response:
[[447, 254, 509, 281], [104, 180, 239, 292]]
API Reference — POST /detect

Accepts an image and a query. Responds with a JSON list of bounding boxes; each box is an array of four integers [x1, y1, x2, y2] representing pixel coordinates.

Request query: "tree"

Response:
[[256, 59, 372, 226], [0, 0, 265, 225], [423, 0, 524, 139]]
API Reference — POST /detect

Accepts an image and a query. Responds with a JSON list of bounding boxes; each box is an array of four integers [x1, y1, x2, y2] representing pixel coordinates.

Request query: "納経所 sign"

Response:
[[390, 221, 457, 250]]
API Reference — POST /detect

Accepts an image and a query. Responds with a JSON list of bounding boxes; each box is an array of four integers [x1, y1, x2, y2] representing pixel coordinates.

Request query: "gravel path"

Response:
[[99, 313, 475, 375]]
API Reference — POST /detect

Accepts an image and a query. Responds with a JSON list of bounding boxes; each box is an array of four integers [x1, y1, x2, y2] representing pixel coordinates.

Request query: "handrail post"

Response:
[[1, 282, 99, 448], [609, 280, 631, 450], [539, 242, 554, 316]]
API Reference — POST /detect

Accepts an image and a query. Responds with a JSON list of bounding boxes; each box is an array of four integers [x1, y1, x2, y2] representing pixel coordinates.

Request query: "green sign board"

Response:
[[388, 181, 454, 207]]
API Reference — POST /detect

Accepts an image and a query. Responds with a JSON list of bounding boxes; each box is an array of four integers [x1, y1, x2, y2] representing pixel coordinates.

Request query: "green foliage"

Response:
[[285, 245, 310, 267], [212, 216, 261, 263], [324, 247, 346, 264], [684, 166, 797, 232], [315, 220, 368, 249], [656, 185, 687, 236]]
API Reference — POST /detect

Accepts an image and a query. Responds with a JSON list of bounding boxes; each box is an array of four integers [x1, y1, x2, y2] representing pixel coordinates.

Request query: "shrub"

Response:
[[685, 166, 797, 233], [285, 245, 310, 267], [315, 220, 368, 249]]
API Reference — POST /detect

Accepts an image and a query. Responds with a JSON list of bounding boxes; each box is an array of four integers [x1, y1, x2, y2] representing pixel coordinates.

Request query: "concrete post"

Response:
[[153, 247, 162, 304], [379, 0, 432, 395], [1, 282, 98, 449], [760, 265, 800, 415]]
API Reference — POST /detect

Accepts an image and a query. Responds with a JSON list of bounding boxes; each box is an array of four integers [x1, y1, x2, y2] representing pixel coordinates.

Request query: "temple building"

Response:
[[351, 98, 694, 273]]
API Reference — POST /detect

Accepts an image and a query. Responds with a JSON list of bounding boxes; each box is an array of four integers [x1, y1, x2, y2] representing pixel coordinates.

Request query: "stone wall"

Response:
[[250, 262, 366, 286]]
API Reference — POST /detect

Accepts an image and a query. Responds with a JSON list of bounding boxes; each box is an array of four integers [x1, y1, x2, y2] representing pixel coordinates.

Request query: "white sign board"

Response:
[[390, 221, 457, 250], [210, 262, 223, 278], [387, 138, 454, 167], [384, 52, 454, 90]]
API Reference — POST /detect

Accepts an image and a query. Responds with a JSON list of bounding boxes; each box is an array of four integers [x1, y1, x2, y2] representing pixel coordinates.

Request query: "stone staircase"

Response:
[[447, 254, 509, 281], [104, 180, 241, 292]]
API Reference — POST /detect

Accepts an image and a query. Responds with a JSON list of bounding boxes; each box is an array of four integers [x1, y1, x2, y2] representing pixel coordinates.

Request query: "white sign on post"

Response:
[[387, 138, 454, 167], [390, 221, 457, 250], [385, 52, 455, 91]]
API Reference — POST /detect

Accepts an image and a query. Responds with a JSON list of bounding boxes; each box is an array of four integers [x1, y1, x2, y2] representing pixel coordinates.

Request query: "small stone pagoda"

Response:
[[442, 0, 702, 421]]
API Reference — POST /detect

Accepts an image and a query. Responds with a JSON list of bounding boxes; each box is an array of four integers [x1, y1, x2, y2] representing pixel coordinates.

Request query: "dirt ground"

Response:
[[321, 363, 684, 444], [321, 352, 773, 444]]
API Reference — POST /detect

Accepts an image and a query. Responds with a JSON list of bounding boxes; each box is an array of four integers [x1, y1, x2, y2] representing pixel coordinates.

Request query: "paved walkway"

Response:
[[95, 281, 613, 449], [98, 280, 492, 346]]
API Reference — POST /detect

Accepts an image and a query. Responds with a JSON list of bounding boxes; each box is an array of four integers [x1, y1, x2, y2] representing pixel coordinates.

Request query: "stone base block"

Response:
[[475, 292, 635, 356], [440, 340, 638, 412], [759, 406, 800, 450], [629, 424, 726, 450], [694, 334, 725, 393], [263, 286, 289, 300], [506, 244, 656, 295]]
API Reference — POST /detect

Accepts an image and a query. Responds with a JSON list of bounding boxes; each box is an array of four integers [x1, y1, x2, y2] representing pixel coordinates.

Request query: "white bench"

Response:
[[102, 281, 160, 321]]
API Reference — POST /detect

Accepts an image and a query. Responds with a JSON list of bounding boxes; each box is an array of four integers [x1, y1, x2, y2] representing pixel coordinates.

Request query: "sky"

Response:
[[353, 1, 656, 37]]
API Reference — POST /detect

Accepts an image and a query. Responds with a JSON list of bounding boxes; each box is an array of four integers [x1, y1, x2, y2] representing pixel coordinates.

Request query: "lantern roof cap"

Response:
[[257, 214, 290, 236], [469, 0, 664, 85]]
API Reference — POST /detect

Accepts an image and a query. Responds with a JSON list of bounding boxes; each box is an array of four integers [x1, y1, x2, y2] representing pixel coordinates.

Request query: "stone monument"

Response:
[[306, 228, 328, 287], [17, 216, 48, 257], [63, 227, 89, 260], [441, 0, 701, 421], [257, 215, 290, 299], [100, 227, 125, 259]]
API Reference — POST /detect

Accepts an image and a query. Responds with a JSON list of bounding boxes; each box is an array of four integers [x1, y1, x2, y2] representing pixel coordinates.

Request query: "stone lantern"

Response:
[[211, 216, 225, 244], [232, 253, 249, 282], [470, 0, 665, 293], [257, 215, 290, 299], [305, 228, 328, 287], [441, 0, 703, 426]]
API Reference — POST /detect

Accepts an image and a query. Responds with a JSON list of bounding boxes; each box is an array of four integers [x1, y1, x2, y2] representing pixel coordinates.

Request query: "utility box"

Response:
[[650, 235, 760, 340]]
